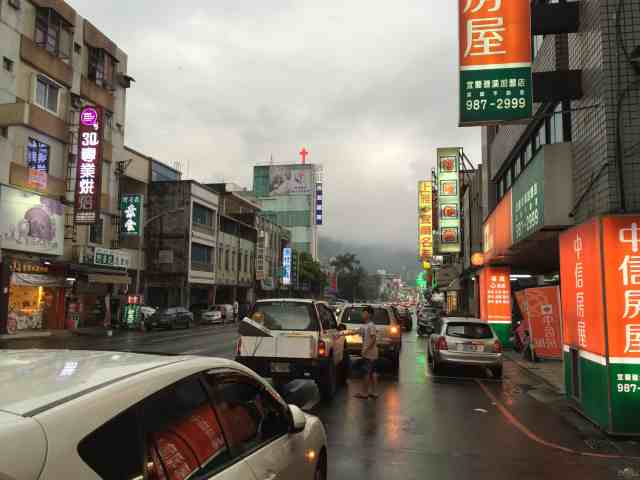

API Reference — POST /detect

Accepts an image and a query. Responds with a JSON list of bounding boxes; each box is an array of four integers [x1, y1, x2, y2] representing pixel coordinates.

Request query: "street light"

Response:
[[135, 207, 185, 295]]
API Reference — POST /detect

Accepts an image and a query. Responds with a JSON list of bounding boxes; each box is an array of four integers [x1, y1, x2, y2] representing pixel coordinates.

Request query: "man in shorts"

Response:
[[355, 306, 379, 399]]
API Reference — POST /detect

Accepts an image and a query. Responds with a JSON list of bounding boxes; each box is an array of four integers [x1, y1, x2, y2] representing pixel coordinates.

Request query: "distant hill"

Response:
[[318, 235, 420, 284]]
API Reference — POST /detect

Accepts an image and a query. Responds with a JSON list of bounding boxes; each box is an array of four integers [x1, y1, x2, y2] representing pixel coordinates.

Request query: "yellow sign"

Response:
[[423, 261, 431, 270], [418, 181, 433, 260]]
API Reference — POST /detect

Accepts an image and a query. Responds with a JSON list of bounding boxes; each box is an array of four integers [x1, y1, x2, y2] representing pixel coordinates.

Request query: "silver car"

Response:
[[427, 317, 503, 378]]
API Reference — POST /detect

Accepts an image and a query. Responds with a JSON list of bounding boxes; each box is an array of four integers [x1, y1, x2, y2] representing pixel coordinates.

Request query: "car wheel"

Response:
[[319, 358, 337, 401], [491, 366, 503, 379], [339, 353, 351, 385], [315, 450, 327, 480]]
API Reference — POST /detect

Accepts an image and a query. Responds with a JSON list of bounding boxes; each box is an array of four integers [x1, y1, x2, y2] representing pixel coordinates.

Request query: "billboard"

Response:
[[74, 106, 104, 224], [282, 247, 292, 286], [526, 286, 562, 360], [315, 182, 324, 225], [418, 181, 433, 260], [0, 185, 64, 256], [269, 165, 313, 195], [479, 266, 511, 322], [120, 195, 142, 236], [437, 148, 461, 253], [459, 0, 533, 125]]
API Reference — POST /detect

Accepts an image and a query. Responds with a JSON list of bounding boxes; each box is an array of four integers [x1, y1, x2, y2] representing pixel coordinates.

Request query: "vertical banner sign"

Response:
[[120, 195, 142, 236], [418, 181, 433, 260], [437, 148, 461, 253], [479, 266, 511, 345], [526, 286, 562, 360], [74, 106, 104, 224], [315, 182, 323, 225], [282, 247, 292, 286], [459, 0, 533, 125]]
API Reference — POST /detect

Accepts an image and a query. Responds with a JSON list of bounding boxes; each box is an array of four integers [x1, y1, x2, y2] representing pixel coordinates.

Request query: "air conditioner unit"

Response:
[[8, 0, 21, 10]]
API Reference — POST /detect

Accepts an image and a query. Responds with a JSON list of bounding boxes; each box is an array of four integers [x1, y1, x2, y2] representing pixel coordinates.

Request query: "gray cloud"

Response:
[[69, 0, 481, 250]]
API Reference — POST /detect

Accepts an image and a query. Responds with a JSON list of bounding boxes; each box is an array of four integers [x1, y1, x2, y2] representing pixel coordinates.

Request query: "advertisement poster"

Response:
[[269, 165, 312, 195], [0, 185, 64, 256], [437, 148, 461, 253], [526, 286, 562, 359]]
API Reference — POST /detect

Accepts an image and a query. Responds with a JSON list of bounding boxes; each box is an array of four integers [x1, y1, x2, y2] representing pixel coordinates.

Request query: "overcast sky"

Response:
[[68, 0, 480, 251]]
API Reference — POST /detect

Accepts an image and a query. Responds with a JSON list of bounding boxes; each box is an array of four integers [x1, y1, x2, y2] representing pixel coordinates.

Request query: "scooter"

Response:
[[417, 317, 434, 337]]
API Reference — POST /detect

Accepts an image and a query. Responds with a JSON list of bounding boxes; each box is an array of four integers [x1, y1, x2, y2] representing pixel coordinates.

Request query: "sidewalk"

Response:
[[504, 350, 565, 394]]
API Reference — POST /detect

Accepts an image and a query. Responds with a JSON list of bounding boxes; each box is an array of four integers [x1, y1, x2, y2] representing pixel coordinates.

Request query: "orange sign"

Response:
[[526, 286, 562, 360], [479, 266, 511, 321], [459, 0, 532, 69], [483, 190, 512, 263], [559, 218, 606, 355], [602, 216, 640, 359]]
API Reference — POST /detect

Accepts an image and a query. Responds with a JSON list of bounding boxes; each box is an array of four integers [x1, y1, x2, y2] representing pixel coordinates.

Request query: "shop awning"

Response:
[[11, 273, 66, 287], [88, 274, 131, 285]]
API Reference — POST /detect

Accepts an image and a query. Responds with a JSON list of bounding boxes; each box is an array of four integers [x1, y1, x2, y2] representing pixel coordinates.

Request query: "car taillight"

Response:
[[436, 337, 448, 351], [493, 340, 502, 353], [236, 337, 242, 355], [390, 325, 400, 335], [318, 340, 328, 357]]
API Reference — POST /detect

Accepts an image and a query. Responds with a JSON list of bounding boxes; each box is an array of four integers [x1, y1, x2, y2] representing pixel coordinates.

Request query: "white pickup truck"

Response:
[[235, 299, 349, 400]]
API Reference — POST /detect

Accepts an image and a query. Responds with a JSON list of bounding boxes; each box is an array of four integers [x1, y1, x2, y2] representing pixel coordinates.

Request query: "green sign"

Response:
[[460, 67, 532, 125], [93, 247, 131, 268], [120, 194, 142, 236], [437, 148, 461, 254], [123, 304, 141, 326], [512, 149, 544, 243]]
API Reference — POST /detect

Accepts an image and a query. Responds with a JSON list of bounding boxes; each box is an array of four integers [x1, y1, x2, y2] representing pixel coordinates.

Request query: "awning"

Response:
[[88, 274, 131, 285]]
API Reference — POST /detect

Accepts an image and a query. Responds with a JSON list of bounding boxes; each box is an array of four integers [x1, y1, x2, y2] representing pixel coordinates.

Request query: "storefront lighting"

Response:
[[66, 277, 76, 282], [510, 274, 533, 279], [43, 261, 51, 265]]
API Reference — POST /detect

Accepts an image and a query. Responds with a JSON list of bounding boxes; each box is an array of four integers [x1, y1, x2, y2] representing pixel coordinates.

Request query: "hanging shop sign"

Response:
[[437, 149, 461, 253], [315, 183, 324, 225], [459, 0, 533, 125], [418, 180, 434, 259], [74, 106, 104, 224], [526, 286, 562, 360], [120, 194, 143, 236], [282, 247, 292, 286]]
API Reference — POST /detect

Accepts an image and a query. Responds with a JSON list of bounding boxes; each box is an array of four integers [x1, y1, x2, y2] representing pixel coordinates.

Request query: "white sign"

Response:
[[0, 186, 64, 256], [283, 247, 292, 286], [93, 247, 131, 268]]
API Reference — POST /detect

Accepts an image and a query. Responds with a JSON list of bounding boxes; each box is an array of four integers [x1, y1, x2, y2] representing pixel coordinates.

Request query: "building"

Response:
[[0, 0, 133, 333], [252, 163, 322, 259], [474, 1, 640, 434], [145, 181, 219, 309]]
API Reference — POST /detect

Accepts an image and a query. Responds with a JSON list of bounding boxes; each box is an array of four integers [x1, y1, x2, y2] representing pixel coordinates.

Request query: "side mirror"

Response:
[[337, 323, 347, 331], [289, 404, 307, 433]]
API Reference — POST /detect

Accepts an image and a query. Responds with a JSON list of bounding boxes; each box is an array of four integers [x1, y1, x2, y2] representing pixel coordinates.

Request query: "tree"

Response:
[[298, 252, 327, 296], [330, 253, 360, 276], [331, 253, 366, 302]]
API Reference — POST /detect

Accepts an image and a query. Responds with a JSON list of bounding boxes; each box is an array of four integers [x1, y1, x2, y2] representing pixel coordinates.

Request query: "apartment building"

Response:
[[0, 0, 132, 333]]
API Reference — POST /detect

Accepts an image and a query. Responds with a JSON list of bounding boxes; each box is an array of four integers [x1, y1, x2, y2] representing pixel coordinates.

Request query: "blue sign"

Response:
[[283, 248, 292, 286], [315, 182, 323, 225]]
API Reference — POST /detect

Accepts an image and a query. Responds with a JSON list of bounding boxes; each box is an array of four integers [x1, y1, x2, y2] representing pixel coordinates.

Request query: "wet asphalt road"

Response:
[[3, 323, 640, 479]]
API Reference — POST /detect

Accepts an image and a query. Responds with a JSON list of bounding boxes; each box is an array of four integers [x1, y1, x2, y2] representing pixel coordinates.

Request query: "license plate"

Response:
[[461, 344, 484, 352], [271, 362, 290, 373]]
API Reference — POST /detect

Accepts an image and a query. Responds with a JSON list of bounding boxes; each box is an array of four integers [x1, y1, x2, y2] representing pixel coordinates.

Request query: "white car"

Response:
[[0, 350, 328, 480], [201, 307, 225, 324]]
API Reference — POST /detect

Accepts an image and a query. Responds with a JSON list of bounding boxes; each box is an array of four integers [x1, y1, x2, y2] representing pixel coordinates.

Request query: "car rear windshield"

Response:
[[249, 302, 318, 331], [343, 307, 390, 325], [446, 323, 493, 339]]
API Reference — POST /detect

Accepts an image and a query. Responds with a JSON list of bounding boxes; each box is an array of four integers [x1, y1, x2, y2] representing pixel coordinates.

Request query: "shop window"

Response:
[[88, 47, 115, 89], [8, 281, 62, 333], [26, 138, 50, 173], [35, 76, 60, 114], [90, 218, 104, 244]]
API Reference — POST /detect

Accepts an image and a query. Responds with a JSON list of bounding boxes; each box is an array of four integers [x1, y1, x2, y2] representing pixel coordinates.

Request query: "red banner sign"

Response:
[[74, 106, 103, 224], [479, 266, 512, 322], [526, 286, 562, 359]]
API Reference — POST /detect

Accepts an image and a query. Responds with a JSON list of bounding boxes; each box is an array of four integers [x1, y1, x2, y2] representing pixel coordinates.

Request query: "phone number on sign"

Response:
[[465, 98, 527, 112], [617, 383, 638, 393]]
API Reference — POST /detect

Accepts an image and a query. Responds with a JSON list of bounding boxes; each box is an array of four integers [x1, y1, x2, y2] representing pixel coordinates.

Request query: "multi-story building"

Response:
[[0, 0, 133, 333], [252, 163, 321, 259]]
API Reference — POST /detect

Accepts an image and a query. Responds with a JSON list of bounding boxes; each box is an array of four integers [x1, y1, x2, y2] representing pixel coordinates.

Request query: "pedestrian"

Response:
[[355, 306, 379, 399], [233, 300, 239, 323]]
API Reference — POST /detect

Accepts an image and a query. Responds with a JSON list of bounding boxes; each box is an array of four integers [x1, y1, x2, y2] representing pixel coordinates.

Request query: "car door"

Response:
[[318, 304, 343, 364], [204, 369, 300, 480]]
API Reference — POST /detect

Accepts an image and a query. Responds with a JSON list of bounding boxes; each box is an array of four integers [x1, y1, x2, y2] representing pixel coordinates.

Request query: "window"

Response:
[[26, 138, 49, 172], [193, 203, 213, 227], [78, 405, 143, 480], [74, 42, 81, 54], [524, 141, 533, 165], [533, 35, 544, 59], [3, 57, 13, 72], [151, 160, 180, 182], [446, 322, 494, 339], [34, 8, 70, 58], [237, 250, 242, 272], [205, 371, 290, 455], [248, 301, 319, 331], [90, 218, 103, 244], [217, 246, 222, 270], [342, 307, 390, 325], [514, 155, 522, 179], [244, 252, 248, 273], [0, 127, 8, 139], [505, 170, 512, 190], [140, 376, 231, 479], [318, 305, 337, 331], [534, 122, 547, 152], [191, 243, 212, 265], [35, 76, 59, 113], [88, 47, 115, 88]]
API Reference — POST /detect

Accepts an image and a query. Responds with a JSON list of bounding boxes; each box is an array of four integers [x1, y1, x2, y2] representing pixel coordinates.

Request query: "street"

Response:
[[4, 323, 640, 479]]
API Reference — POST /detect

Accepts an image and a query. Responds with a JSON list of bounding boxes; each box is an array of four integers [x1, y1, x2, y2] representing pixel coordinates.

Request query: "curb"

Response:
[[504, 353, 565, 395]]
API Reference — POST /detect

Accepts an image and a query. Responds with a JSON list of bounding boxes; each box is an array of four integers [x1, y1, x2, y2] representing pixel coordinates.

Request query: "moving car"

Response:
[[236, 299, 349, 401], [201, 305, 225, 324], [393, 305, 413, 332], [339, 304, 403, 370], [0, 350, 328, 480], [147, 306, 194, 330], [427, 317, 503, 378]]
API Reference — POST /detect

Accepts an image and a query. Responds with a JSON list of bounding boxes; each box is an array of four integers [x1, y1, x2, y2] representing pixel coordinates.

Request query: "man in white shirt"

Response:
[[355, 306, 379, 399]]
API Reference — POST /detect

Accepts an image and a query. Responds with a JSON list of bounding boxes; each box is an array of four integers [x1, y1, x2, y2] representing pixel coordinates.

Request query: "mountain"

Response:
[[318, 235, 420, 284]]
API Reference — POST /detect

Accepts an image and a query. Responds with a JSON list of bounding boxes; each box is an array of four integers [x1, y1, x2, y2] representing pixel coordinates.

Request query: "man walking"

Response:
[[355, 306, 379, 399], [233, 300, 239, 322]]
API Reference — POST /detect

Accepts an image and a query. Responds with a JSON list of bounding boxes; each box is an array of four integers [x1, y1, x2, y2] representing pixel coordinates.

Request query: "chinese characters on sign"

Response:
[[93, 247, 130, 268], [315, 182, 324, 226], [526, 287, 562, 359], [479, 266, 511, 322], [574, 233, 587, 348], [418, 180, 433, 260], [120, 195, 143, 236], [437, 149, 461, 253], [459, 0, 532, 125], [74, 106, 103, 224], [282, 247, 292, 286]]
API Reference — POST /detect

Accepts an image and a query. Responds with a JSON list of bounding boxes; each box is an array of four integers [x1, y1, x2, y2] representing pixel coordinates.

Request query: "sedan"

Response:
[[201, 306, 225, 324], [427, 317, 503, 378], [148, 306, 194, 330], [0, 350, 328, 480]]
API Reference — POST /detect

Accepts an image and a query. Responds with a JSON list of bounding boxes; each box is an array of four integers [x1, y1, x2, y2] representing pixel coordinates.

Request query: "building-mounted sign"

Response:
[[315, 183, 324, 225], [93, 247, 131, 269], [120, 195, 143, 236], [282, 247, 292, 286], [459, 0, 533, 125], [437, 148, 461, 253], [418, 180, 434, 260], [74, 106, 104, 224], [483, 190, 512, 263]]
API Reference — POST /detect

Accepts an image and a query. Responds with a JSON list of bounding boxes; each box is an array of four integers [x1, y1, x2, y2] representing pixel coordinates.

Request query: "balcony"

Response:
[[20, 35, 72, 88], [0, 102, 66, 142], [81, 76, 114, 111], [0, 101, 29, 127], [9, 162, 66, 197]]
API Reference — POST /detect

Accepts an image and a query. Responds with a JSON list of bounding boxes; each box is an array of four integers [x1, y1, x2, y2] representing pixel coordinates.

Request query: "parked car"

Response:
[[393, 305, 413, 332], [201, 305, 225, 324], [214, 304, 235, 322], [236, 299, 349, 401], [339, 304, 403, 370], [0, 350, 328, 480], [147, 306, 194, 330], [427, 317, 503, 378]]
